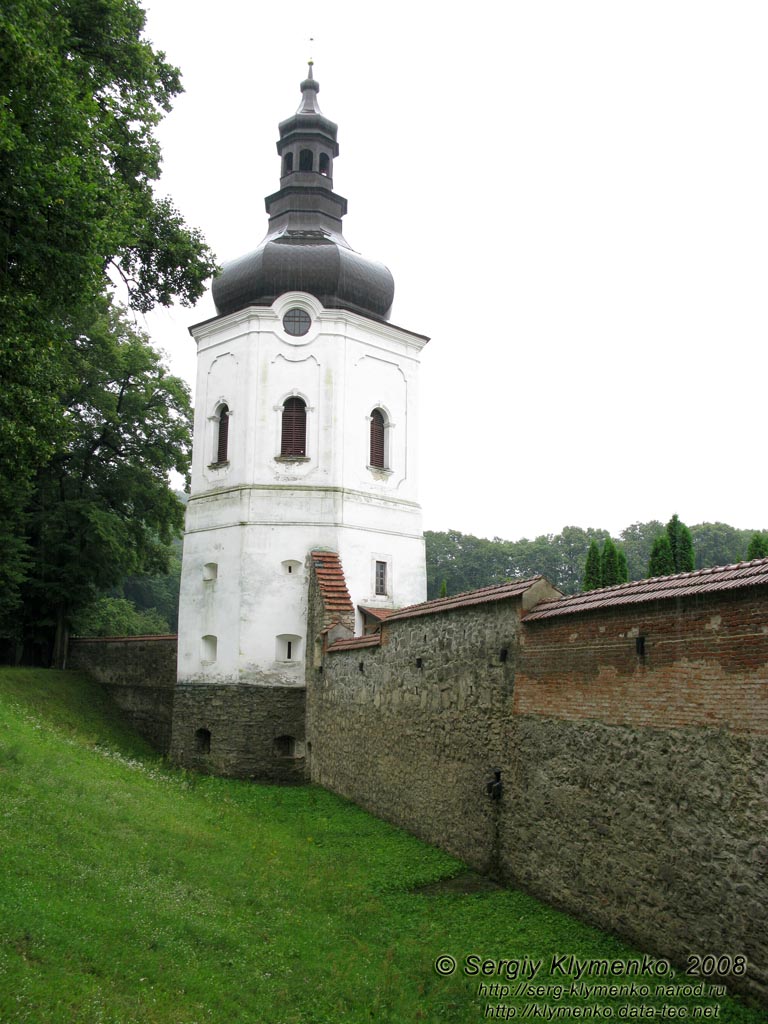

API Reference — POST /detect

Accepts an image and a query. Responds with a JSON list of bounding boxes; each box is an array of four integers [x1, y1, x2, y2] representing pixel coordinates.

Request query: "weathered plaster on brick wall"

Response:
[[517, 591, 768, 733]]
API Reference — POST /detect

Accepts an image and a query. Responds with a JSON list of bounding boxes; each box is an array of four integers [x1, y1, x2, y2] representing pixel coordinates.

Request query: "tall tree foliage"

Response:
[[15, 300, 191, 664], [583, 541, 602, 591], [425, 517, 760, 598], [747, 533, 768, 559], [582, 537, 629, 592], [0, 0, 215, 635], [690, 522, 752, 568], [647, 534, 676, 577], [666, 514, 695, 573], [619, 521, 664, 579], [600, 538, 620, 587]]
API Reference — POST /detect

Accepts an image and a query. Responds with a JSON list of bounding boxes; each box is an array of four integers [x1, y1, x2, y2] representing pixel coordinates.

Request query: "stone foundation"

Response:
[[170, 682, 306, 783]]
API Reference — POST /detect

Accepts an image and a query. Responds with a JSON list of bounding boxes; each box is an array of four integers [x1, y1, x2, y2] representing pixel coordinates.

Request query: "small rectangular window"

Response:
[[375, 560, 387, 596], [286, 640, 293, 660]]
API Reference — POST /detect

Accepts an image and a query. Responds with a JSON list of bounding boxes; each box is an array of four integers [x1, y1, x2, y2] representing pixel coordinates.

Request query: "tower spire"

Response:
[[297, 60, 322, 114], [211, 68, 395, 322]]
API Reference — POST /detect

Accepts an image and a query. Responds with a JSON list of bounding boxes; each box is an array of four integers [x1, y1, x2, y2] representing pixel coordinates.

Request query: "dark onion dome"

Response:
[[212, 64, 395, 322]]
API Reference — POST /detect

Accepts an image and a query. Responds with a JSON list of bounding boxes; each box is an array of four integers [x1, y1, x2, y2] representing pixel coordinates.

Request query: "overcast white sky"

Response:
[[140, 0, 767, 542]]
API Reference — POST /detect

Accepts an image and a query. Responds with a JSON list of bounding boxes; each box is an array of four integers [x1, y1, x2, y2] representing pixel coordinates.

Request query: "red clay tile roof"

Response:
[[525, 557, 768, 621], [360, 606, 395, 621], [328, 633, 382, 652], [383, 577, 546, 623], [310, 550, 354, 614]]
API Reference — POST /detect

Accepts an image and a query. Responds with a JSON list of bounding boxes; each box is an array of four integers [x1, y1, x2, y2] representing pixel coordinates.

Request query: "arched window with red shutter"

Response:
[[369, 408, 386, 468], [281, 397, 307, 457], [216, 405, 229, 464]]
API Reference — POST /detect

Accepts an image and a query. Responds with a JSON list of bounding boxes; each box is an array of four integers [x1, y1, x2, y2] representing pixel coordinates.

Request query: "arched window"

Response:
[[299, 149, 313, 171], [319, 153, 330, 176], [215, 405, 229, 463], [370, 408, 386, 468], [281, 397, 307, 457], [201, 635, 217, 664], [274, 735, 295, 757], [282, 152, 294, 174]]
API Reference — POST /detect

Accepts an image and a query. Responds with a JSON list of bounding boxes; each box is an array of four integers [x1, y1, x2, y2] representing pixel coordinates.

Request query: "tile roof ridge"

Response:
[[310, 549, 354, 613], [525, 555, 768, 621], [577, 555, 768, 598], [385, 575, 546, 620]]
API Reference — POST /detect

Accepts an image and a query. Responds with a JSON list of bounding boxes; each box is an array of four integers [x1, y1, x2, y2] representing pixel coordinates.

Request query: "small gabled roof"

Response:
[[359, 606, 395, 622], [384, 577, 547, 623], [310, 550, 354, 614], [525, 557, 768, 622]]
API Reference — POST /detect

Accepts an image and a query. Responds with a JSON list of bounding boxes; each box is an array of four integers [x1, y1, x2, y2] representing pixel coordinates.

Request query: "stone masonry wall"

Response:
[[308, 586, 768, 1005], [171, 683, 306, 783], [307, 600, 521, 871], [68, 636, 177, 752]]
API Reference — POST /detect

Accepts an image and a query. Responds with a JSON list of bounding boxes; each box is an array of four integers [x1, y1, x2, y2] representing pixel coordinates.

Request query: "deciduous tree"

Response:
[[0, 0, 215, 635], [747, 533, 768, 559], [14, 299, 191, 664]]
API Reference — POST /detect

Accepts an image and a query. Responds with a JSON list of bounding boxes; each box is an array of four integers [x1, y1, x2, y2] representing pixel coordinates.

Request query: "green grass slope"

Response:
[[0, 669, 762, 1024]]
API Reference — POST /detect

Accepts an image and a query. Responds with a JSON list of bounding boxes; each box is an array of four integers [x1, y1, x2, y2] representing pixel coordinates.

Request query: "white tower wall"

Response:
[[177, 291, 428, 687]]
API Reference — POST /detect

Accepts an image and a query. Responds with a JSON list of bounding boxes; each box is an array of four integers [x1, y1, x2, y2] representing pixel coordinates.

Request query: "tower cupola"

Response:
[[212, 64, 395, 321]]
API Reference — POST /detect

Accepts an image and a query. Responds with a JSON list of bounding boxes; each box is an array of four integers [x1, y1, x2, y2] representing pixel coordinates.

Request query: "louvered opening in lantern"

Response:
[[370, 408, 385, 468], [281, 397, 307, 457], [216, 405, 229, 463]]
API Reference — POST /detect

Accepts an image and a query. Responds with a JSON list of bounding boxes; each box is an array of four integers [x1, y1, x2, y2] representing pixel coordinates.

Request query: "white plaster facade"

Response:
[[177, 291, 428, 686]]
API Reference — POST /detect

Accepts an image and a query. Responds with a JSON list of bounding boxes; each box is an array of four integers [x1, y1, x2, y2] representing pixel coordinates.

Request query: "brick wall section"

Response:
[[68, 636, 177, 752], [517, 589, 768, 732], [170, 684, 306, 783]]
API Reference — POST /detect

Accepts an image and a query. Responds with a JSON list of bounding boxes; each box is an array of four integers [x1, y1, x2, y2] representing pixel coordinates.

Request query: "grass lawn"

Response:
[[0, 668, 762, 1024]]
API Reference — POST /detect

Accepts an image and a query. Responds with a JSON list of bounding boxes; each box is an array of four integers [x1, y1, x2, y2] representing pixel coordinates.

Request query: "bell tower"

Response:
[[172, 66, 428, 777]]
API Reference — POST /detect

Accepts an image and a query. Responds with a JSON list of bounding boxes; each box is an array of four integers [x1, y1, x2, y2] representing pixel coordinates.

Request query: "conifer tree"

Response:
[[583, 541, 602, 591], [648, 534, 675, 577], [617, 549, 629, 583], [747, 533, 768, 559], [667, 514, 695, 573], [601, 538, 620, 587]]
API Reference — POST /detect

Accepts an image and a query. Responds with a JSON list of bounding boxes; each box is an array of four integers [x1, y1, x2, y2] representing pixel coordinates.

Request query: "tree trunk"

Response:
[[51, 606, 69, 670]]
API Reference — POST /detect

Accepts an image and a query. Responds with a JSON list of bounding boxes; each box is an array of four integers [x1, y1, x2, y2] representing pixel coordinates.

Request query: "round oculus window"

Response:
[[282, 308, 311, 337]]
